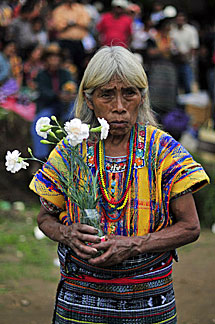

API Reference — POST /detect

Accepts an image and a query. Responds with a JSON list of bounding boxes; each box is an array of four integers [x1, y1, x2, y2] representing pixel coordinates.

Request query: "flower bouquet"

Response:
[[5, 116, 109, 239]]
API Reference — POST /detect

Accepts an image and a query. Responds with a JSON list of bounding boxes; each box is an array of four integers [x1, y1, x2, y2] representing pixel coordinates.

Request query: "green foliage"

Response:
[[50, 145, 101, 212], [0, 107, 10, 120]]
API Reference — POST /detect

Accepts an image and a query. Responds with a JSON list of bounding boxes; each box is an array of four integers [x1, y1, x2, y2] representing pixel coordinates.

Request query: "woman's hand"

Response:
[[61, 222, 101, 259], [88, 235, 139, 267], [37, 206, 101, 260]]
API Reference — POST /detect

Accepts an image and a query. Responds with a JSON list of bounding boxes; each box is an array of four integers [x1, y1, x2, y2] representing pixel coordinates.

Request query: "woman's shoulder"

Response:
[[138, 123, 172, 141], [49, 139, 87, 160], [138, 123, 181, 155]]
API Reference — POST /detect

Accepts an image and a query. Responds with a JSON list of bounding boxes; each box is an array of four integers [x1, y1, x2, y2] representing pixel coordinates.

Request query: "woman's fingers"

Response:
[[88, 237, 133, 266], [72, 243, 98, 259], [64, 223, 101, 259], [74, 223, 99, 235]]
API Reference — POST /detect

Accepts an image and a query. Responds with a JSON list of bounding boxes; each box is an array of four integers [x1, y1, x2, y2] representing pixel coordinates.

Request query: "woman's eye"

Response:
[[124, 88, 137, 96], [101, 91, 113, 98]]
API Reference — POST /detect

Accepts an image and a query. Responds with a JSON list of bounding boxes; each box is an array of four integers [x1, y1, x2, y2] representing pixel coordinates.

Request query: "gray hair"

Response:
[[75, 46, 157, 127]]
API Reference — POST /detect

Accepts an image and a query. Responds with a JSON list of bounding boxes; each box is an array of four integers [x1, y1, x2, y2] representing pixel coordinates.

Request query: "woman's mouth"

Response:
[[110, 121, 128, 128]]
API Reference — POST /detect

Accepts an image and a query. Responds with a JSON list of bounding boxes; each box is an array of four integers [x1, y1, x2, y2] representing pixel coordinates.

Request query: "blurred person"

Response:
[[0, 2, 13, 27], [147, 19, 178, 130], [96, 0, 132, 48], [44, 7, 58, 42], [93, 1, 104, 14], [197, 43, 211, 91], [23, 44, 44, 90], [0, 41, 12, 86], [7, 3, 39, 60], [31, 43, 76, 160], [0, 41, 19, 102], [170, 12, 199, 94], [19, 0, 46, 18], [202, 23, 215, 128], [51, 0, 91, 82], [31, 16, 49, 47], [150, 1, 164, 26], [61, 48, 78, 82], [154, 18, 177, 60], [81, 0, 100, 58], [3, 40, 23, 88], [138, 16, 158, 69], [81, 0, 101, 31], [127, 3, 144, 55]]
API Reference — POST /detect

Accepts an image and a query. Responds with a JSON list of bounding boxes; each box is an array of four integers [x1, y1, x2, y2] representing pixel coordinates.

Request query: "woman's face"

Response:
[[86, 76, 143, 136]]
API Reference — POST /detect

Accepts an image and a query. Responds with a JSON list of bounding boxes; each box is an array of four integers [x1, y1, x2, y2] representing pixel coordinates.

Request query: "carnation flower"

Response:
[[98, 118, 109, 140], [64, 118, 89, 146], [36, 117, 51, 139], [5, 150, 29, 173]]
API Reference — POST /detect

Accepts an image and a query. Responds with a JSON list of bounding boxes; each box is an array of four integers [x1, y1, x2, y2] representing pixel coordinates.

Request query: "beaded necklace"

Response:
[[94, 125, 137, 221]]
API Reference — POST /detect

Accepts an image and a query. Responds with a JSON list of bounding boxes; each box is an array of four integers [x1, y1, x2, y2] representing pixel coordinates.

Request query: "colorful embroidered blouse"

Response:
[[30, 123, 209, 236]]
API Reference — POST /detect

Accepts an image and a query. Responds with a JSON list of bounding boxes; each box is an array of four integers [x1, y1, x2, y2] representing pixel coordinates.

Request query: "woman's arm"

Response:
[[89, 193, 200, 266], [37, 205, 101, 259]]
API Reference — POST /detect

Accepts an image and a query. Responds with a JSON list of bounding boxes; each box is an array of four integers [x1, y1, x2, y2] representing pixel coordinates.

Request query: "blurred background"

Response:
[[0, 0, 215, 323]]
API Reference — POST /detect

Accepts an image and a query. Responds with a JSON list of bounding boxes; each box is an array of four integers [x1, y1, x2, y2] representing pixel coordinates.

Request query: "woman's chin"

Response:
[[110, 128, 127, 135]]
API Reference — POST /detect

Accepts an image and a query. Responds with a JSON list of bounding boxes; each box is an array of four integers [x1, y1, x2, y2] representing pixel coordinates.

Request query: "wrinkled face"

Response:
[[86, 76, 143, 136]]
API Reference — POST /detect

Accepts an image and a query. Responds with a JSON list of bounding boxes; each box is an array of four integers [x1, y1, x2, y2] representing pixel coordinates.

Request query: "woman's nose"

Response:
[[113, 95, 126, 113]]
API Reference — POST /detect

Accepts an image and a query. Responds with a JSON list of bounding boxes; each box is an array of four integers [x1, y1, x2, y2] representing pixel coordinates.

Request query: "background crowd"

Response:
[[0, 0, 214, 160]]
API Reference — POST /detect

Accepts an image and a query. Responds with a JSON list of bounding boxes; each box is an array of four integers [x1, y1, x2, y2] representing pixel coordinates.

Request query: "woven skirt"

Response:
[[53, 244, 177, 324]]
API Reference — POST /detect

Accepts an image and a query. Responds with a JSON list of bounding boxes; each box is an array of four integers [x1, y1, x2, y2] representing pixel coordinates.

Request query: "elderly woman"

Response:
[[30, 46, 209, 324]]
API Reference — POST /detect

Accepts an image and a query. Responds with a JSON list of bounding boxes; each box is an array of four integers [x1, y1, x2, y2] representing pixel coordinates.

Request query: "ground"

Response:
[[0, 230, 215, 324]]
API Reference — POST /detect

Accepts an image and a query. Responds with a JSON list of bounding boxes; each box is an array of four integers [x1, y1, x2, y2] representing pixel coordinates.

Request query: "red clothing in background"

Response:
[[96, 12, 132, 47]]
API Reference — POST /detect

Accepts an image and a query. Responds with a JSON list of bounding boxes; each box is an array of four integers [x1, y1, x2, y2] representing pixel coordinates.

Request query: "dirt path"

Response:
[[1, 230, 215, 324], [174, 230, 215, 324]]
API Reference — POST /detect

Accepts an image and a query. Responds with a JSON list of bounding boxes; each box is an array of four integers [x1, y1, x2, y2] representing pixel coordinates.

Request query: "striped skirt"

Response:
[[53, 244, 177, 324]]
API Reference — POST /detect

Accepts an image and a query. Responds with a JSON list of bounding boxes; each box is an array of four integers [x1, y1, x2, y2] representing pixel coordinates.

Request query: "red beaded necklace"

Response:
[[94, 125, 137, 221]]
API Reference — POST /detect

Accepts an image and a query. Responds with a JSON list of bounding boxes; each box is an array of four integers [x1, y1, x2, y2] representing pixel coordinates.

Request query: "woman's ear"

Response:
[[84, 94, 94, 111], [139, 95, 145, 107], [140, 89, 146, 104]]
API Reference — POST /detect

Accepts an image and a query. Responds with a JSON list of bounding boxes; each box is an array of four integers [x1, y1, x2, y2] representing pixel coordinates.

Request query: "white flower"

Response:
[[36, 117, 51, 139], [64, 118, 89, 146], [98, 118, 109, 140], [5, 150, 29, 173]]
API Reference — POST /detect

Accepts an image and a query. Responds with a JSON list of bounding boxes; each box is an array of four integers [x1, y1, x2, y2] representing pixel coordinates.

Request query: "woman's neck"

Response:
[[104, 133, 130, 157]]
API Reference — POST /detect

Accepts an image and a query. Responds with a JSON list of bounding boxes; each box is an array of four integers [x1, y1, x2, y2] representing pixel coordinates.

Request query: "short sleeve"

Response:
[[158, 133, 210, 200], [29, 140, 70, 209]]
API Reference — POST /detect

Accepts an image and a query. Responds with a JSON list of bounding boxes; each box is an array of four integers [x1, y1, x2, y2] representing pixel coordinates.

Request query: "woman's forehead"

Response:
[[98, 76, 134, 89]]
